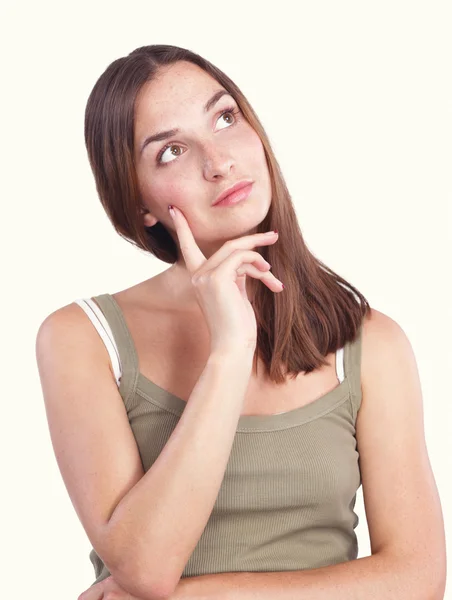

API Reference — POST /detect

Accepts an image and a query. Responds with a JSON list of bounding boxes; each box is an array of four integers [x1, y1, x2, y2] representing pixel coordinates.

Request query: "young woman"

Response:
[[36, 45, 446, 600]]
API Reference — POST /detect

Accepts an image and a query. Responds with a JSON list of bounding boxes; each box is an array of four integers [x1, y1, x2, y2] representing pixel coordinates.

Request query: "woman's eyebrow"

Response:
[[139, 89, 233, 156]]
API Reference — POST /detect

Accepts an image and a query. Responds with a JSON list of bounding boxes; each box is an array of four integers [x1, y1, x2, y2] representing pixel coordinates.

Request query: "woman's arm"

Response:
[[37, 304, 254, 600], [105, 350, 254, 600]]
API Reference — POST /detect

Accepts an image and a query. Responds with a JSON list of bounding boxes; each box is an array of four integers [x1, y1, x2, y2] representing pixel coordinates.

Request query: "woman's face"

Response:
[[133, 61, 272, 258]]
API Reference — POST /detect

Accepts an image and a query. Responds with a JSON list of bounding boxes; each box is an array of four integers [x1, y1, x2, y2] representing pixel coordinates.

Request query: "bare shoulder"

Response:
[[361, 305, 402, 337], [360, 307, 413, 389], [36, 300, 113, 377], [37, 300, 96, 341]]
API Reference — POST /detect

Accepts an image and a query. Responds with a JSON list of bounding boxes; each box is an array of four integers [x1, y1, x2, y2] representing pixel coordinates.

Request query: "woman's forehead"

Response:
[[137, 63, 220, 112]]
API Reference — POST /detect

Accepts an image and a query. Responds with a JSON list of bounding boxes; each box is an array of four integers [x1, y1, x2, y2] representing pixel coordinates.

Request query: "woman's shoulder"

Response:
[[360, 307, 413, 390], [361, 307, 403, 349]]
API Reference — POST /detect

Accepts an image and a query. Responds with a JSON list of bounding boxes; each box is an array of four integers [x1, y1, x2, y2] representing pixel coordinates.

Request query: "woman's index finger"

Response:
[[169, 206, 206, 273]]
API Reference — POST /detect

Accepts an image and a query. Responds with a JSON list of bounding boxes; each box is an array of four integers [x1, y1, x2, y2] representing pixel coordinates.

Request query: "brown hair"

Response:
[[84, 44, 372, 384]]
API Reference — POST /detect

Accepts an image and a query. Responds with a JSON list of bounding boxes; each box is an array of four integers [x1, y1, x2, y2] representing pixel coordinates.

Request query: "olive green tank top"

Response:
[[75, 293, 363, 586]]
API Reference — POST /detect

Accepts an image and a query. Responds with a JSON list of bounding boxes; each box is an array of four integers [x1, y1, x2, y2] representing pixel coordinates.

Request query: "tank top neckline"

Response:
[[103, 293, 352, 432]]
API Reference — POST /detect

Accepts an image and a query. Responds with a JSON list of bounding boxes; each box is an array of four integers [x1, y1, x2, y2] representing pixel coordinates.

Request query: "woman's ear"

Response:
[[141, 206, 159, 228]]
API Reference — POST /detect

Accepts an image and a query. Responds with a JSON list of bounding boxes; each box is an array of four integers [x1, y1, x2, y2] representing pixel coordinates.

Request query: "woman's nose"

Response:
[[202, 144, 235, 180]]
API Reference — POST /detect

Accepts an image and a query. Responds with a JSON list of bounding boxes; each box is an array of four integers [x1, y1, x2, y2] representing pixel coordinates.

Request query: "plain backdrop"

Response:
[[1, 1, 451, 598]]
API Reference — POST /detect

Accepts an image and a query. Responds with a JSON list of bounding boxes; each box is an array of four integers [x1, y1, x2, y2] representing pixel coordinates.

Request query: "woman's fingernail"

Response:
[[168, 205, 175, 217]]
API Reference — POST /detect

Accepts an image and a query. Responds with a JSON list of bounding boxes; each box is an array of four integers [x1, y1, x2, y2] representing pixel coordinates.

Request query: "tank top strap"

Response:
[[344, 321, 364, 421], [90, 293, 139, 409]]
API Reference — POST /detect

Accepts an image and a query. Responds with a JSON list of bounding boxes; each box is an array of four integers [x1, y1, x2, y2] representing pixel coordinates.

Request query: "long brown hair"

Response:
[[84, 44, 372, 384]]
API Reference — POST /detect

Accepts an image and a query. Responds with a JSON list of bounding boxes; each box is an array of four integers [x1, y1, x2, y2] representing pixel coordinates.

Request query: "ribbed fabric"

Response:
[[85, 293, 363, 585]]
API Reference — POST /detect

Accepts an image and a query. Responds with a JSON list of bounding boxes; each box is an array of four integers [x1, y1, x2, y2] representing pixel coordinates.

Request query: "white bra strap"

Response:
[[74, 298, 122, 387], [336, 346, 345, 382]]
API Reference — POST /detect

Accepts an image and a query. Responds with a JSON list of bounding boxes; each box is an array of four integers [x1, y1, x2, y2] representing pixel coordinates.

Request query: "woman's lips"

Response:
[[213, 182, 254, 207]]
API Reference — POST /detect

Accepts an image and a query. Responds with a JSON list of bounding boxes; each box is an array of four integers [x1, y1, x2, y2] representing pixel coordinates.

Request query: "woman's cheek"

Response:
[[156, 180, 191, 211], [249, 129, 265, 154]]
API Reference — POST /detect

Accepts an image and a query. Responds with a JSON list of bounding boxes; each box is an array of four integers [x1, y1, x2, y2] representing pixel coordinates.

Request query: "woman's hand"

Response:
[[77, 575, 138, 599], [77, 574, 195, 599], [168, 205, 282, 355]]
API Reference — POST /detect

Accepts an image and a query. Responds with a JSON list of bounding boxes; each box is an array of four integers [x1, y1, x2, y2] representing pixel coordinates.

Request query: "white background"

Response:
[[1, 1, 451, 598]]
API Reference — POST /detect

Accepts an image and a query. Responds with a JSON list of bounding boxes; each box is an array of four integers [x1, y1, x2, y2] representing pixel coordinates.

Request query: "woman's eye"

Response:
[[216, 109, 236, 131], [158, 144, 183, 165], [157, 107, 239, 165]]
